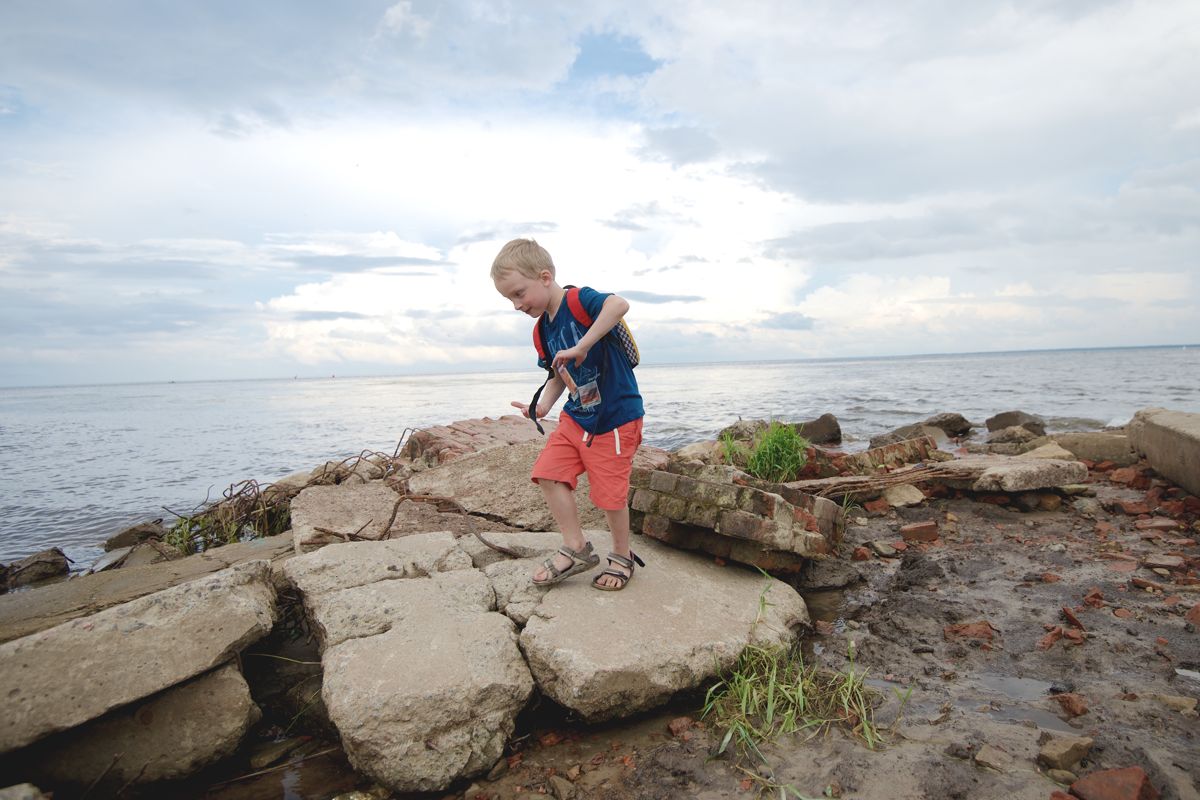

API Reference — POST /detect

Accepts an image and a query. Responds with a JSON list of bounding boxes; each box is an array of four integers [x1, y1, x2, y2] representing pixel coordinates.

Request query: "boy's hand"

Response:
[[552, 344, 588, 371], [511, 400, 546, 420]]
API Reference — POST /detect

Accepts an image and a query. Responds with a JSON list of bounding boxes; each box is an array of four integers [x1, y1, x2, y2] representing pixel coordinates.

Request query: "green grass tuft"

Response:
[[701, 641, 883, 766], [745, 422, 809, 483]]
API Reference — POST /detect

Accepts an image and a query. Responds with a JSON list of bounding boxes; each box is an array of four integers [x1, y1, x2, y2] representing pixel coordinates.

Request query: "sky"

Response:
[[1, 1, 1198, 387]]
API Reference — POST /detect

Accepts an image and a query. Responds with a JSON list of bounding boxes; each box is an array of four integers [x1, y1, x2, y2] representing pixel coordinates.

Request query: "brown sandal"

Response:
[[532, 541, 599, 586], [591, 551, 645, 591]]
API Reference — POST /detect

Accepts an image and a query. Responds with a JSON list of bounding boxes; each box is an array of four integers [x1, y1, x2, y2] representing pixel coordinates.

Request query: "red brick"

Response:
[[1061, 606, 1086, 631], [1070, 766, 1160, 800], [1050, 793, 1074, 800], [1038, 626, 1063, 650], [851, 546, 871, 562], [1052, 692, 1088, 717], [944, 620, 996, 642], [717, 510, 767, 539], [1184, 496, 1200, 513], [864, 497, 890, 514], [1043, 573, 1062, 583], [1186, 603, 1200, 625], [1094, 460, 1116, 472], [1135, 518, 1181, 531], [900, 521, 939, 542], [1110, 467, 1140, 484], [1159, 499, 1185, 516], [1115, 500, 1151, 516], [1113, 608, 1133, 619]]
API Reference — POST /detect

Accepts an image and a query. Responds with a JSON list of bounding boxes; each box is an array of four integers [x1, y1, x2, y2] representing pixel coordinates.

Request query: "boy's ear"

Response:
[[539, 269, 554, 285]]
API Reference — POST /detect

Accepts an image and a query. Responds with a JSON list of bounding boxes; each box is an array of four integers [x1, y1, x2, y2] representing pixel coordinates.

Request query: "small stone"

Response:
[[566, 764, 582, 781], [851, 546, 872, 562], [868, 541, 897, 558], [1048, 543, 1067, 553], [1047, 769, 1077, 784], [883, 484, 926, 508], [973, 744, 1011, 771], [667, 717, 694, 737], [549, 774, 576, 800], [1037, 734, 1093, 771], [1154, 694, 1197, 713]]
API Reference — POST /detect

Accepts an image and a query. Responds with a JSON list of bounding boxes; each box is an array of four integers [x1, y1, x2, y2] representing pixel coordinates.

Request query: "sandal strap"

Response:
[[596, 568, 630, 585], [605, 551, 644, 569], [540, 557, 563, 578], [605, 552, 634, 569]]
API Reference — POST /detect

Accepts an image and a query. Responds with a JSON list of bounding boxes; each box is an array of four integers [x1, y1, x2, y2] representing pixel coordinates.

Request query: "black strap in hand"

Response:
[[528, 372, 551, 435]]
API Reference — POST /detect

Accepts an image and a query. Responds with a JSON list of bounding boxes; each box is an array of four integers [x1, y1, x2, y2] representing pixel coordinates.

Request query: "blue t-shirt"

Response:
[[537, 286, 644, 435]]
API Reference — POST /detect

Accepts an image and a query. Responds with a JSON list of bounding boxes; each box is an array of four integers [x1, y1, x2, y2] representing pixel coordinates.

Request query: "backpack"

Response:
[[532, 286, 640, 369], [527, 286, 640, 435]]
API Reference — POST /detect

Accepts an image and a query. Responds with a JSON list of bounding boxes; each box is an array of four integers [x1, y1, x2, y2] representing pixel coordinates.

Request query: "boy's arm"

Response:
[[551, 294, 630, 370], [510, 374, 567, 419]]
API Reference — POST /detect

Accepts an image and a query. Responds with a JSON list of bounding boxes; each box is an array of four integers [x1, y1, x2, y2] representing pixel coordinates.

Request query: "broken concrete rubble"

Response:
[[291, 481, 405, 553], [402, 414, 557, 465], [0, 560, 275, 754], [26, 662, 259, 788], [407, 437, 669, 532], [520, 533, 809, 722], [279, 531, 809, 792], [1128, 408, 1200, 497]]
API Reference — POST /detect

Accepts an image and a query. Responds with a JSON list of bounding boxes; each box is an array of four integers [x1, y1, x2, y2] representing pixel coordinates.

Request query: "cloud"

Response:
[[761, 312, 816, 331]]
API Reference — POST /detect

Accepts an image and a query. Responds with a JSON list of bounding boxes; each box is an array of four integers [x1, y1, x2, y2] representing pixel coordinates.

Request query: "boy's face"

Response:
[[494, 268, 552, 317]]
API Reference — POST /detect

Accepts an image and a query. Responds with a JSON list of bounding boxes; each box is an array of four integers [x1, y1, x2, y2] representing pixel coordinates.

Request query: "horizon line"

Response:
[[1, 342, 1195, 392]]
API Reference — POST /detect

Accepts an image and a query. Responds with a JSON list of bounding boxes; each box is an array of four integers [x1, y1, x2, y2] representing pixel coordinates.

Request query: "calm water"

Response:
[[1, 346, 1197, 567]]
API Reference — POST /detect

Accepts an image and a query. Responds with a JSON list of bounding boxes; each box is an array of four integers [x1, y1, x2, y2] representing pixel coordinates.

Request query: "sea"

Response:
[[1, 345, 1197, 569]]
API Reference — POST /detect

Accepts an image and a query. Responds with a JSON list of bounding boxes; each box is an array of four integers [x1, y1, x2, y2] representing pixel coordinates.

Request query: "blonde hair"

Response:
[[491, 238, 555, 280]]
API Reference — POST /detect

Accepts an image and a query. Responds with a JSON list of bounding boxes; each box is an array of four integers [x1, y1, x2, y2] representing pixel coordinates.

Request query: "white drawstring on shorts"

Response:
[[614, 428, 621, 455]]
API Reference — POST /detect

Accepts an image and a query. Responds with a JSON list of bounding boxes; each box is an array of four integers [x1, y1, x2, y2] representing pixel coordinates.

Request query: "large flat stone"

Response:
[[1035, 432, 1136, 466], [283, 533, 473, 597], [1128, 408, 1200, 496], [519, 533, 809, 722], [972, 458, 1087, 492], [322, 611, 533, 793], [291, 482, 405, 553], [407, 436, 670, 532], [307, 570, 494, 650], [0, 561, 275, 753], [0, 536, 292, 645], [27, 663, 259, 787], [403, 414, 555, 464]]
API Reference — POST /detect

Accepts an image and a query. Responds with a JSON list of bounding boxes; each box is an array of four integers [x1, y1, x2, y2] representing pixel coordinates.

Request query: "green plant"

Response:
[[701, 641, 883, 766], [720, 430, 749, 467], [746, 422, 809, 483]]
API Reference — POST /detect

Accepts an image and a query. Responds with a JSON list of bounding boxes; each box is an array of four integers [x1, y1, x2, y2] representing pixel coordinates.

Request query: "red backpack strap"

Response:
[[564, 286, 593, 327], [532, 318, 547, 363]]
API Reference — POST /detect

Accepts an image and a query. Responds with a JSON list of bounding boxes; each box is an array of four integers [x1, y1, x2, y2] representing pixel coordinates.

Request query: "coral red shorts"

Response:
[[531, 415, 643, 511]]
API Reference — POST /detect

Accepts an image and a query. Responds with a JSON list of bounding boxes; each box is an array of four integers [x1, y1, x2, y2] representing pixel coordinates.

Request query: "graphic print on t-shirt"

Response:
[[549, 320, 602, 413]]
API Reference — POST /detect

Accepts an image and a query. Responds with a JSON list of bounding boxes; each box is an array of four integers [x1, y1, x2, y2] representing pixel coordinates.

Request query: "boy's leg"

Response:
[[595, 506, 632, 589], [581, 417, 644, 588], [532, 478, 588, 582]]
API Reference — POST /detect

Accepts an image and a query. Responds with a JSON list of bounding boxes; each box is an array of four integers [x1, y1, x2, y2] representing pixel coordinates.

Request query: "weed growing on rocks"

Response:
[[746, 422, 810, 483]]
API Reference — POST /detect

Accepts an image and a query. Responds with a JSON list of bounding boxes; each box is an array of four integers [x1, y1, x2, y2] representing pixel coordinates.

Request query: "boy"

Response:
[[491, 238, 645, 591]]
